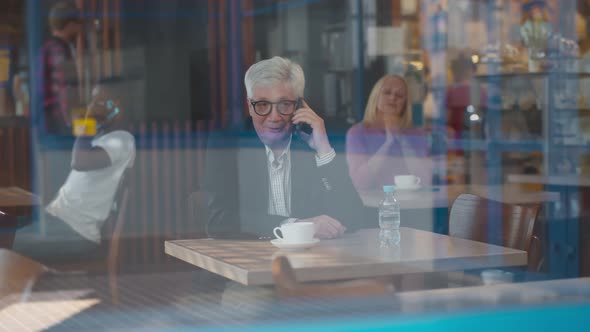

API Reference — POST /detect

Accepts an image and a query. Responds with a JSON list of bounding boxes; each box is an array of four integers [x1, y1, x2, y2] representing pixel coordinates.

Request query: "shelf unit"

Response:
[[476, 71, 590, 277]]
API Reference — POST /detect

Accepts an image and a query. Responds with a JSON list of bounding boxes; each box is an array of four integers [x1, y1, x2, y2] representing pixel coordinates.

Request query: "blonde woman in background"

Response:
[[345, 75, 431, 192]]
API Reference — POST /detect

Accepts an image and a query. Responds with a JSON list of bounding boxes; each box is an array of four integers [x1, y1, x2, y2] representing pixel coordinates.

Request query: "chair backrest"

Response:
[[102, 170, 131, 268], [272, 256, 299, 297], [0, 249, 49, 300], [186, 190, 209, 237], [107, 186, 129, 271], [449, 193, 542, 271], [108, 170, 131, 221], [272, 256, 393, 299]]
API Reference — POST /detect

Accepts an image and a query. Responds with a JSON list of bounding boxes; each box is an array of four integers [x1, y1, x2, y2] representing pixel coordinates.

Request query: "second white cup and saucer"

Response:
[[394, 175, 422, 191], [271, 222, 320, 250]]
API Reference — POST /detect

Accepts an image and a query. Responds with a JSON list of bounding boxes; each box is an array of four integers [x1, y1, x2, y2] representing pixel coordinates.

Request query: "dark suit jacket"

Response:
[[203, 132, 370, 237]]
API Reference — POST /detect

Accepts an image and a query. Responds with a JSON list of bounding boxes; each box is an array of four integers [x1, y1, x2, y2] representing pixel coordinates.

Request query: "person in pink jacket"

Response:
[[346, 75, 432, 192]]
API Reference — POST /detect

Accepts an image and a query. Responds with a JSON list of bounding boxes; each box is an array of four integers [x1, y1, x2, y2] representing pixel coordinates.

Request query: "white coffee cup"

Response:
[[480, 269, 514, 285], [394, 175, 421, 188], [273, 222, 316, 243]]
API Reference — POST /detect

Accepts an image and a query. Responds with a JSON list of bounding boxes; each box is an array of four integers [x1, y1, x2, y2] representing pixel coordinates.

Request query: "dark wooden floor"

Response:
[[1, 269, 589, 331]]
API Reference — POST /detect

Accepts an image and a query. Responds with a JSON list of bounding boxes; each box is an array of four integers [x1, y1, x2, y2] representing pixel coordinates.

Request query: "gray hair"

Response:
[[244, 56, 305, 99]]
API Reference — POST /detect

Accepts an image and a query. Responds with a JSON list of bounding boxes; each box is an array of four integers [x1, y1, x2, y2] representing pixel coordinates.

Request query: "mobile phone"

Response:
[[294, 98, 313, 135]]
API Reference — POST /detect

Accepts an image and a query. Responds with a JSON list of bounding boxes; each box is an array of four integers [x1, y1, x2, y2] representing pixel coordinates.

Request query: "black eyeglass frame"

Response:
[[249, 99, 300, 116]]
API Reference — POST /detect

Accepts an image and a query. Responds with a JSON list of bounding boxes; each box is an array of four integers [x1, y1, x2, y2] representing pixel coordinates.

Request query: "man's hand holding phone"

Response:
[[292, 99, 333, 156]]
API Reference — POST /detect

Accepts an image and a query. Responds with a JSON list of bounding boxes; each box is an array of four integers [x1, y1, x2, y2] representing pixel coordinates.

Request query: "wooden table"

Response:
[[0, 186, 39, 208], [507, 174, 590, 187], [0, 187, 38, 248], [359, 184, 559, 234], [359, 184, 560, 209], [165, 228, 527, 286]]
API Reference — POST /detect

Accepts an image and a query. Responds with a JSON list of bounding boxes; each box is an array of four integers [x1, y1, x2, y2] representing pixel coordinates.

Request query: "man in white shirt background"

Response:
[[14, 77, 135, 264]]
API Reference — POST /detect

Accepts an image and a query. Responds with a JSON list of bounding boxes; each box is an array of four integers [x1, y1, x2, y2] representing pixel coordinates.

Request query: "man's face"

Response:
[[248, 82, 296, 147], [88, 86, 117, 122]]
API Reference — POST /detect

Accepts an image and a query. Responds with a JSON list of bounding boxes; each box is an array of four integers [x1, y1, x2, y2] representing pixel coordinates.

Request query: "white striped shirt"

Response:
[[264, 136, 336, 222]]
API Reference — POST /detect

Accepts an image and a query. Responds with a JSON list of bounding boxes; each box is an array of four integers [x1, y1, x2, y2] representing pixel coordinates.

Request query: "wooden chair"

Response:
[[186, 190, 209, 238], [102, 181, 130, 305], [0, 178, 129, 304], [54, 171, 131, 305], [0, 249, 49, 300], [272, 256, 394, 299], [449, 193, 544, 272]]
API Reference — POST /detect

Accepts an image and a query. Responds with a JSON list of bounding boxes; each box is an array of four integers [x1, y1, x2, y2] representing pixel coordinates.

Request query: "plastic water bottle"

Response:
[[379, 185, 400, 246]]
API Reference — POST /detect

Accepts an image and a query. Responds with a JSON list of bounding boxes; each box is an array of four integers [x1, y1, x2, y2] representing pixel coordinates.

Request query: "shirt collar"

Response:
[[264, 135, 292, 165]]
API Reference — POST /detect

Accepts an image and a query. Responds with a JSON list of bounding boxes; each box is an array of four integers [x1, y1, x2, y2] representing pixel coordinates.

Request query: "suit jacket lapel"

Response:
[[237, 136, 269, 214], [290, 140, 315, 218]]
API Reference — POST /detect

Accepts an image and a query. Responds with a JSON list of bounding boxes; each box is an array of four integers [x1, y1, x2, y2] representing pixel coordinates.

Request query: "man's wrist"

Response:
[[315, 148, 336, 167], [316, 142, 333, 157]]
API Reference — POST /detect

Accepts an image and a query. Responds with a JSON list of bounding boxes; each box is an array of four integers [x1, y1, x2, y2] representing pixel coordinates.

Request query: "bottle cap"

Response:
[[383, 185, 395, 193]]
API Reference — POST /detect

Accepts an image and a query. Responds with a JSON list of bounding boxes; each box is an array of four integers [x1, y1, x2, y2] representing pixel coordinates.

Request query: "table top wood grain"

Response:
[[165, 228, 527, 286]]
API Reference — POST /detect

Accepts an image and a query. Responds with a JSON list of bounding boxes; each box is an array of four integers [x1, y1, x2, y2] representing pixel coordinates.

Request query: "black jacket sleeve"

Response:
[[313, 155, 374, 232]]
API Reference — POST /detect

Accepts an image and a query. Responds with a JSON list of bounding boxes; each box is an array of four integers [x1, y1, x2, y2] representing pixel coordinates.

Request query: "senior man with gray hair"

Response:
[[202, 56, 368, 240]]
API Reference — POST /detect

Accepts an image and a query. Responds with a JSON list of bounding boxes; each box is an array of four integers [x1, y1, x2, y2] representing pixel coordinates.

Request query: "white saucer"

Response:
[[271, 238, 320, 250]]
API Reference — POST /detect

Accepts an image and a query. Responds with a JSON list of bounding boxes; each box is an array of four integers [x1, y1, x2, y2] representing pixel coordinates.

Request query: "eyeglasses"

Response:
[[250, 99, 298, 116]]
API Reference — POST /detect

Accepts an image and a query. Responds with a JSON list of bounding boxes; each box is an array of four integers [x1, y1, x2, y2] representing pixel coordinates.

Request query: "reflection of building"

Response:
[[0, 0, 588, 276]]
